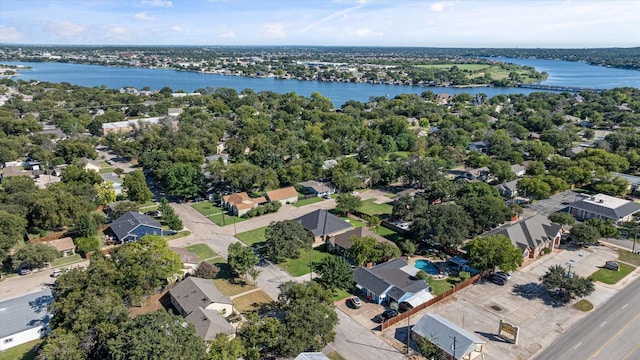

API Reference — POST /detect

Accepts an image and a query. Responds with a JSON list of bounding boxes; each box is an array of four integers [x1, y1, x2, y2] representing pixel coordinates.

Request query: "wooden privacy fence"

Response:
[[380, 273, 482, 330]]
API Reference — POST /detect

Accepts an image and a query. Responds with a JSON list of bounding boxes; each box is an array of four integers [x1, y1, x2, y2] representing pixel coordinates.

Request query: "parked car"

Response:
[[51, 269, 61, 277], [489, 274, 506, 285], [494, 272, 511, 281], [18, 268, 31, 275], [322, 193, 331, 199], [347, 297, 362, 309], [374, 309, 398, 323]]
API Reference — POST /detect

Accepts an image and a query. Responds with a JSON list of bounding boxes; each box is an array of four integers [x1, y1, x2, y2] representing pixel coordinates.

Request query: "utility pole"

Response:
[[450, 335, 457, 360], [406, 308, 411, 355]]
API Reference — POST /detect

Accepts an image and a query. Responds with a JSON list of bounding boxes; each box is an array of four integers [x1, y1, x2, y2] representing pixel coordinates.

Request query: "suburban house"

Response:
[[354, 258, 431, 307], [1, 166, 33, 180], [81, 157, 101, 172], [40, 237, 75, 257], [298, 180, 335, 197], [565, 146, 587, 158], [295, 209, 352, 244], [611, 172, 640, 197], [294, 353, 330, 360], [204, 154, 229, 166], [327, 227, 397, 255], [169, 247, 200, 274], [435, 93, 452, 105], [568, 193, 640, 224], [108, 211, 163, 243], [496, 180, 518, 199], [101, 117, 179, 135], [411, 314, 486, 360], [492, 214, 562, 259], [510, 164, 526, 177], [448, 167, 491, 182], [100, 173, 123, 195], [222, 192, 267, 216], [265, 186, 299, 205], [468, 140, 490, 153], [0, 289, 52, 351], [169, 277, 235, 341]]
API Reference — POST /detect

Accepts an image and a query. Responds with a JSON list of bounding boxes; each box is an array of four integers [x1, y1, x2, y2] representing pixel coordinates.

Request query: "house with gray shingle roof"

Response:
[[354, 258, 430, 306], [169, 277, 235, 341], [568, 193, 640, 224], [295, 209, 352, 244], [411, 314, 485, 360], [492, 215, 562, 259], [328, 227, 397, 255], [108, 211, 162, 243], [0, 289, 52, 351]]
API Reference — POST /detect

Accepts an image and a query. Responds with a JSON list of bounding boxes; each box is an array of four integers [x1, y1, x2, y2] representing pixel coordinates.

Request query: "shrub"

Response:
[[76, 237, 100, 256], [415, 270, 428, 280], [193, 261, 220, 279], [399, 240, 416, 256], [543, 247, 552, 254], [459, 271, 471, 281]]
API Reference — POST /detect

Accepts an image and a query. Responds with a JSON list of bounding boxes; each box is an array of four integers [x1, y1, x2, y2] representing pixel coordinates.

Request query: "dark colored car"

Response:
[[347, 297, 362, 309], [489, 274, 506, 285], [374, 309, 398, 323]]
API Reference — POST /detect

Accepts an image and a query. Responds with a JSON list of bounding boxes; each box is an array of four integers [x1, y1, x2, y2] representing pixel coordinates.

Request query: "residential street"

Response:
[[169, 200, 407, 360], [0, 261, 89, 301]]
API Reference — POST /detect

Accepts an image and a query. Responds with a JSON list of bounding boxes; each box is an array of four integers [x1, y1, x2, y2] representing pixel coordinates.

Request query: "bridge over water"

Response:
[[516, 83, 604, 93]]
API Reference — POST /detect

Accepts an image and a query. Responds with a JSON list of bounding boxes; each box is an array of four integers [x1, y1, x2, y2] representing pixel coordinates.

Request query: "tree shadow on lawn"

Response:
[[511, 282, 565, 308]]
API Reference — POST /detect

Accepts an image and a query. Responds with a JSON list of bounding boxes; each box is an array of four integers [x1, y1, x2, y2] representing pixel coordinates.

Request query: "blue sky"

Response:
[[0, 0, 638, 47]]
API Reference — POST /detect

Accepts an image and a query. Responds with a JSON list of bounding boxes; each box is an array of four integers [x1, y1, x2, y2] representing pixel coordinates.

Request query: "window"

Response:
[[3, 338, 13, 343]]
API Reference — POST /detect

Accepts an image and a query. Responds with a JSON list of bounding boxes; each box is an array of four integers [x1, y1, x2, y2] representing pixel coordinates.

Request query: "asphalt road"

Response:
[[0, 261, 89, 301], [535, 277, 640, 360]]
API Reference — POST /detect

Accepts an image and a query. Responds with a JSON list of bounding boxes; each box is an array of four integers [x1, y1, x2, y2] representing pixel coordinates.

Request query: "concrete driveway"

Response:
[[336, 296, 386, 330]]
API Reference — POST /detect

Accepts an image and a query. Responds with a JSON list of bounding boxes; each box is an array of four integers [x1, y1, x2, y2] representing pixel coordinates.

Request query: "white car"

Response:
[[51, 269, 62, 277]]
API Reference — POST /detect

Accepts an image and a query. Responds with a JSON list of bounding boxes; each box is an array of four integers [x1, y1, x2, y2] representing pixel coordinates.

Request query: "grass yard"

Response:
[[589, 263, 635, 284], [279, 248, 335, 277], [416, 63, 490, 71], [428, 276, 462, 295], [232, 290, 274, 313], [52, 253, 83, 267], [331, 288, 351, 302], [293, 196, 324, 207], [99, 167, 115, 174], [371, 226, 407, 243], [326, 352, 348, 360], [572, 299, 594, 312], [191, 201, 222, 217], [214, 278, 257, 297], [164, 230, 191, 241], [341, 217, 365, 228], [617, 249, 640, 266], [358, 199, 393, 216], [236, 227, 267, 247], [185, 244, 218, 261], [208, 212, 246, 226], [0, 339, 41, 360]]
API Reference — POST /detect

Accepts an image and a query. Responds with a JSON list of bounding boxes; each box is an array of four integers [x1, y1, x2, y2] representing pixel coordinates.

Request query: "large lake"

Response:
[[3, 57, 640, 106]]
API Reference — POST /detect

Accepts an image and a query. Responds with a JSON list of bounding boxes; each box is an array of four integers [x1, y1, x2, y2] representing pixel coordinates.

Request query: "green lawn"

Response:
[[617, 249, 640, 266], [0, 339, 40, 360], [99, 167, 115, 174], [416, 63, 490, 71], [208, 212, 247, 226], [572, 299, 594, 312], [186, 244, 218, 261], [164, 230, 191, 241], [358, 199, 393, 216], [331, 288, 351, 302], [341, 217, 365, 228], [589, 263, 636, 284], [236, 227, 267, 247], [371, 226, 407, 243], [428, 276, 462, 295], [52, 253, 83, 267], [293, 196, 324, 207], [279, 248, 335, 277], [326, 352, 347, 360], [191, 201, 222, 217]]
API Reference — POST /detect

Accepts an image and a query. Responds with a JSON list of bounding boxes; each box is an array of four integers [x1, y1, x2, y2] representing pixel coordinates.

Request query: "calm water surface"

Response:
[[4, 57, 639, 106]]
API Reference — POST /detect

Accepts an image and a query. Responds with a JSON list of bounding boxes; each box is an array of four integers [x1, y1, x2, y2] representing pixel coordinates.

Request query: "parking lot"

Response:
[[379, 244, 619, 359], [336, 295, 387, 330]]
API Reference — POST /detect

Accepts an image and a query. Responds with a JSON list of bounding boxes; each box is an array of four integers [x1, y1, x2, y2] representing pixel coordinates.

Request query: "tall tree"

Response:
[[12, 242, 59, 269], [0, 210, 28, 261], [72, 213, 98, 238], [227, 242, 259, 280], [264, 220, 313, 263], [105, 311, 208, 360], [209, 333, 246, 360], [412, 204, 472, 248], [335, 193, 362, 216], [163, 163, 205, 199], [122, 170, 153, 203], [315, 255, 354, 291], [540, 265, 595, 303], [467, 235, 523, 273]]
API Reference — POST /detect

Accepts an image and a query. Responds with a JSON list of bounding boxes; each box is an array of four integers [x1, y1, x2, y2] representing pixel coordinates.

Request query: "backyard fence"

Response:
[[380, 273, 482, 330]]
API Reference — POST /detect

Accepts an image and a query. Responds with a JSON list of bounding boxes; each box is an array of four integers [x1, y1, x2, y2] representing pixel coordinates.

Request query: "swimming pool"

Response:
[[414, 260, 441, 275]]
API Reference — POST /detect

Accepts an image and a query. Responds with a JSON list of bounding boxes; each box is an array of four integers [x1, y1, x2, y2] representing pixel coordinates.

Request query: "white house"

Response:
[[0, 289, 52, 351]]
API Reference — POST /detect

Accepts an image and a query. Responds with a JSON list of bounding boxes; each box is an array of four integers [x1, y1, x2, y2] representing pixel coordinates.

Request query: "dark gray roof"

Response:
[[354, 259, 428, 299], [295, 209, 351, 237], [109, 211, 162, 241], [569, 194, 640, 221], [0, 288, 52, 338], [184, 307, 234, 341], [294, 353, 331, 360], [331, 227, 395, 250], [412, 314, 485, 360], [612, 172, 640, 186], [170, 277, 232, 315], [493, 215, 561, 250]]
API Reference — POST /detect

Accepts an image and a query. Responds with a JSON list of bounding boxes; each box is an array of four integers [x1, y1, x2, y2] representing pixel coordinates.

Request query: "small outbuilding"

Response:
[[411, 313, 485, 360]]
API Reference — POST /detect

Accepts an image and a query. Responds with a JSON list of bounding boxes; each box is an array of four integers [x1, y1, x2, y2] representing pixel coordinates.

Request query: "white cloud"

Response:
[[141, 0, 172, 8], [430, 2, 446, 12], [47, 21, 86, 38], [220, 31, 236, 38], [0, 26, 22, 41], [262, 23, 286, 39], [170, 26, 183, 33], [133, 12, 154, 20], [351, 28, 383, 37]]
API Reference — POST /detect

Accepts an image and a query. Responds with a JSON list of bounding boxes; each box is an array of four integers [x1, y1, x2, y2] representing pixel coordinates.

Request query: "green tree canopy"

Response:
[[467, 234, 523, 273], [548, 212, 576, 226], [264, 220, 313, 263], [12, 242, 59, 269], [315, 255, 354, 291], [0, 209, 28, 261], [540, 264, 595, 303], [122, 170, 153, 203], [163, 163, 205, 199], [335, 193, 362, 216], [228, 242, 259, 279]]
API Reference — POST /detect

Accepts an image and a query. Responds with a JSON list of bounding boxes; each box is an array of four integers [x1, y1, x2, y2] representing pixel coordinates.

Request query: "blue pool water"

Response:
[[414, 260, 441, 275]]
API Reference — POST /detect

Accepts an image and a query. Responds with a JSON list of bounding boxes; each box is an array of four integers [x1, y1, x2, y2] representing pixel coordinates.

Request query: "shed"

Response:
[[411, 313, 485, 360]]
